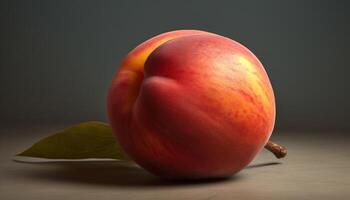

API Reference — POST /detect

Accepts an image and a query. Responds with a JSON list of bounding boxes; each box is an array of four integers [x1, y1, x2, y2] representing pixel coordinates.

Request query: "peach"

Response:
[[107, 30, 275, 179]]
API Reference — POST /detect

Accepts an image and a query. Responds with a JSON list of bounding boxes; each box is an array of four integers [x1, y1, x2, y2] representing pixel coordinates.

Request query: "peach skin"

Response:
[[107, 30, 286, 179]]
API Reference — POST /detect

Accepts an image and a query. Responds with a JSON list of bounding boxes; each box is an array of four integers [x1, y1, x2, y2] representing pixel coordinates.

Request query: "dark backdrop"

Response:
[[1, 0, 349, 131]]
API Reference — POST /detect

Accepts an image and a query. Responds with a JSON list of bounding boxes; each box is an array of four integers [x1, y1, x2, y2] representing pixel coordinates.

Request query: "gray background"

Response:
[[1, 0, 349, 131]]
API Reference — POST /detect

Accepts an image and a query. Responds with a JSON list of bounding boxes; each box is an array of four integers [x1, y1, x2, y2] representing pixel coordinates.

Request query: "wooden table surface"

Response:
[[1, 124, 349, 200]]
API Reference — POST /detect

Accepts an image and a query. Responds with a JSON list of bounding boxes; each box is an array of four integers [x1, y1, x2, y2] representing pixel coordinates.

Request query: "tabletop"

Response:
[[1, 124, 349, 200]]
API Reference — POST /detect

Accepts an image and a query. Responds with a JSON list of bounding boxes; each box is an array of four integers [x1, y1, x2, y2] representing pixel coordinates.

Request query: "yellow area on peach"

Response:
[[237, 56, 271, 109], [124, 49, 151, 72], [122, 36, 180, 73], [115, 34, 189, 116]]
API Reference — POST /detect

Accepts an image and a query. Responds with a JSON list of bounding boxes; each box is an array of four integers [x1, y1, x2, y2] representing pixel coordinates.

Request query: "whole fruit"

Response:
[[107, 30, 275, 179]]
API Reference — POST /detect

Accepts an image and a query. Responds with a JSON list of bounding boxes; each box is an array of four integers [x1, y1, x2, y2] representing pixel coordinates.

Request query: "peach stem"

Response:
[[264, 141, 287, 159]]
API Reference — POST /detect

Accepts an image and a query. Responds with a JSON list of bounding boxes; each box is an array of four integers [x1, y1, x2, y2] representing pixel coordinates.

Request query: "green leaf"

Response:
[[16, 121, 131, 161]]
